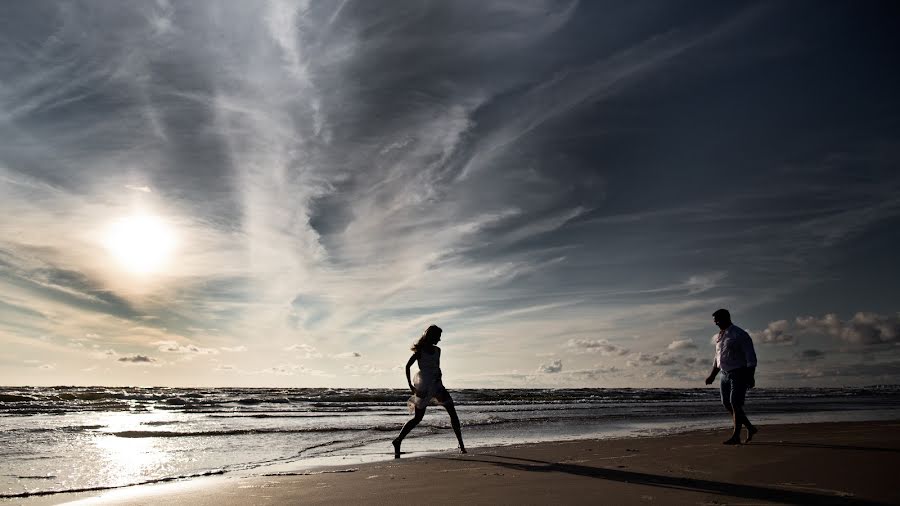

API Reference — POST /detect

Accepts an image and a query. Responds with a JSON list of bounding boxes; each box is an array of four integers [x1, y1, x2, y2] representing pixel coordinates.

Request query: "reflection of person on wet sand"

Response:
[[392, 325, 466, 458]]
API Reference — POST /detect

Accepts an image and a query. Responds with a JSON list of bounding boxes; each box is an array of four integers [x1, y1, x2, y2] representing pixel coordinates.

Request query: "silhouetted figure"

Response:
[[392, 324, 466, 457], [705, 309, 759, 444]]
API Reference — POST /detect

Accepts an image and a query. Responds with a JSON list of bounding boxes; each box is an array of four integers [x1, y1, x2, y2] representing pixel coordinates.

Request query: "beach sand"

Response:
[[44, 420, 900, 505]]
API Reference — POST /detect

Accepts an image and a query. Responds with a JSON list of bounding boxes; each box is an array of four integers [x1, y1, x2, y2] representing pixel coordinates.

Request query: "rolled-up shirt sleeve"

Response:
[[742, 331, 757, 368]]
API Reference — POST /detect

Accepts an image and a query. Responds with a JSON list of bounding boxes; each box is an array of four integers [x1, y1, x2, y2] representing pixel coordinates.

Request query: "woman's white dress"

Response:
[[408, 347, 448, 412]]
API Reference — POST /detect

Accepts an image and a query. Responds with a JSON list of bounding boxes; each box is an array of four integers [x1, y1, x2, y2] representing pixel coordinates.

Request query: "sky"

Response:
[[1, 1, 899, 388]]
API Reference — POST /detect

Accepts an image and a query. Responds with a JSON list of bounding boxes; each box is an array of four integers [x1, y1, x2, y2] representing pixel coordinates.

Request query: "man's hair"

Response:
[[712, 308, 731, 319]]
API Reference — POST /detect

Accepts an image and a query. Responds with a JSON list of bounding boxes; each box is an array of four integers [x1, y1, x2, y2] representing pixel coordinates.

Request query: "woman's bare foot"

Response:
[[722, 436, 741, 445], [459, 446, 467, 454], [392, 439, 401, 458], [745, 426, 758, 443]]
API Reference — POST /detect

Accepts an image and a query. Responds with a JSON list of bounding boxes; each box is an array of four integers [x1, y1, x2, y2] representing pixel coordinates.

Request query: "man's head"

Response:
[[712, 308, 732, 330]]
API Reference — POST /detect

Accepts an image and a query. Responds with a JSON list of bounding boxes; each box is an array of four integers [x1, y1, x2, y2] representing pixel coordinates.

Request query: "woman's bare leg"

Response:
[[443, 404, 466, 453], [393, 407, 426, 458]]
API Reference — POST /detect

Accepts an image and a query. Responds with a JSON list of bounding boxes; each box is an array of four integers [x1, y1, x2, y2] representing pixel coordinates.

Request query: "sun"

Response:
[[104, 214, 176, 274]]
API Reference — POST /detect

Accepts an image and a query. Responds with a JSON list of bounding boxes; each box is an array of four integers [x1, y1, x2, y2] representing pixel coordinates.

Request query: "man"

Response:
[[705, 308, 758, 444]]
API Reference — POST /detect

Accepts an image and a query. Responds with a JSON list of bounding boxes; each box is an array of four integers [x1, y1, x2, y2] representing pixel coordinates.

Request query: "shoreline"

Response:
[[6, 419, 894, 505]]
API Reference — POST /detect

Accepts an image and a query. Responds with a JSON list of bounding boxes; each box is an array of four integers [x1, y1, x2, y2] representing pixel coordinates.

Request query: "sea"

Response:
[[2, 385, 900, 501]]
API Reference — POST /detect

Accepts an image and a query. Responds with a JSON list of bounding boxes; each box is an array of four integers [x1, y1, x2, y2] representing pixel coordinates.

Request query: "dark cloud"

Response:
[[841, 313, 900, 345], [794, 312, 900, 345], [758, 320, 796, 346], [117, 355, 155, 363], [630, 352, 678, 367], [2, 2, 900, 387], [773, 361, 900, 383], [538, 359, 562, 374], [0, 248, 140, 320], [797, 349, 825, 360]]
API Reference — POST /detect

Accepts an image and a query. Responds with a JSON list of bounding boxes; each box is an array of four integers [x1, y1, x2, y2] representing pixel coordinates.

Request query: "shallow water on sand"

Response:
[[2, 386, 899, 499]]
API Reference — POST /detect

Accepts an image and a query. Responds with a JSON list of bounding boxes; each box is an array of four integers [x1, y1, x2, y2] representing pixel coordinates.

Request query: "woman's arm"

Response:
[[405, 353, 418, 393]]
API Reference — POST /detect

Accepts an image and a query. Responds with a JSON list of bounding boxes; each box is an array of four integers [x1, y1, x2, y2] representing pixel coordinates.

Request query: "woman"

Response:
[[392, 324, 466, 458]]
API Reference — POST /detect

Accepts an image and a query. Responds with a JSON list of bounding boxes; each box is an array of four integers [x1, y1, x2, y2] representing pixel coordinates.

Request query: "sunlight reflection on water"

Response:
[[84, 413, 173, 487], [93, 436, 168, 487]]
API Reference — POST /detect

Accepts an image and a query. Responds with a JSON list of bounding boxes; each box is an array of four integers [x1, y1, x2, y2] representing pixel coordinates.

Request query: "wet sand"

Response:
[[53, 420, 900, 505]]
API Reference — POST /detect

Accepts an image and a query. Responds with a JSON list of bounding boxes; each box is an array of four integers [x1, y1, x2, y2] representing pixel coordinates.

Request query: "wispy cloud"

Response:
[[154, 341, 219, 355], [1, 2, 898, 386]]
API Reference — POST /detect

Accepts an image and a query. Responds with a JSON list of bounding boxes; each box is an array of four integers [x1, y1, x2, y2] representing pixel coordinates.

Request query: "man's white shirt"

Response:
[[714, 325, 758, 373]]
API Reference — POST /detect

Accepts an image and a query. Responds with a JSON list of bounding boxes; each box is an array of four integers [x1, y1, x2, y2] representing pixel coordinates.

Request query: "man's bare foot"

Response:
[[722, 437, 741, 445], [459, 446, 467, 454], [392, 439, 401, 458], [745, 426, 758, 443]]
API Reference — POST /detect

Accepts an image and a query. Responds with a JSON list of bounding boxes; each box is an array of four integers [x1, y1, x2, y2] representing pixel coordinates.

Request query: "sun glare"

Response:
[[104, 214, 176, 274]]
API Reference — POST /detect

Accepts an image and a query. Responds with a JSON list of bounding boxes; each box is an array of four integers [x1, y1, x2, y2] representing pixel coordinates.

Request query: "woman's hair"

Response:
[[411, 324, 442, 353]]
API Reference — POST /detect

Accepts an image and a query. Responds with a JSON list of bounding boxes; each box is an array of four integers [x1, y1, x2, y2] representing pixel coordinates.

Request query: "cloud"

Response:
[[92, 349, 119, 360], [284, 343, 322, 358], [265, 364, 298, 376], [631, 352, 678, 367], [343, 363, 386, 375], [841, 312, 900, 345], [154, 340, 219, 354], [568, 365, 620, 380], [257, 363, 333, 378], [667, 339, 697, 350], [685, 272, 726, 294], [770, 360, 900, 383], [118, 354, 156, 363], [758, 319, 796, 346], [1, 2, 897, 388], [567, 338, 629, 356], [793, 312, 900, 345], [333, 351, 362, 359], [796, 349, 825, 360], [538, 359, 562, 373], [794, 314, 843, 338]]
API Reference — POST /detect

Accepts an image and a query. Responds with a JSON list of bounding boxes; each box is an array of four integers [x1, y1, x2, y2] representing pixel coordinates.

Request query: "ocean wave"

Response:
[[110, 427, 375, 438], [2, 386, 898, 417], [261, 468, 359, 476], [0, 469, 226, 499], [106, 413, 616, 439], [0, 394, 36, 402]]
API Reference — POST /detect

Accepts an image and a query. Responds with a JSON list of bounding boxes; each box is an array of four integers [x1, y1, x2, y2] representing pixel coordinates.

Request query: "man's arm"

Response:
[[705, 363, 720, 385], [743, 332, 757, 388]]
